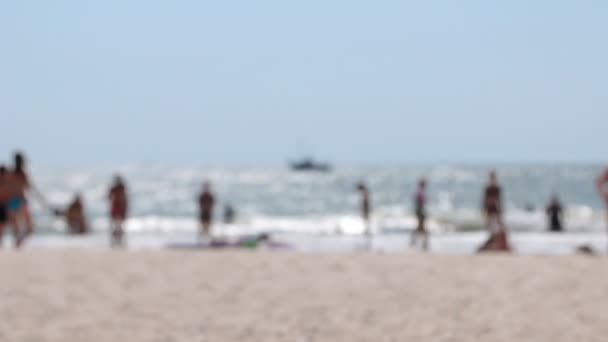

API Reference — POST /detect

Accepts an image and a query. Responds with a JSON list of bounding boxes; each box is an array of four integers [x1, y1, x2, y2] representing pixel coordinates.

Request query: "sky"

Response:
[[1, 1, 607, 164]]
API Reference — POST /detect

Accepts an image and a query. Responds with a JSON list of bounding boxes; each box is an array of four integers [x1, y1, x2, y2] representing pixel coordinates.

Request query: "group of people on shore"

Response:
[[2, 150, 608, 252], [357, 169, 573, 252]]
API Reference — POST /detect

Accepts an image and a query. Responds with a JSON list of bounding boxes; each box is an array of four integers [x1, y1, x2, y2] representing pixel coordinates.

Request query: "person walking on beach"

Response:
[[478, 170, 511, 252], [410, 178, 429, 250], [546, 195, 564, 232], [198, 181, 215, 241], [7, 152, 49, 247], [108, 175, 128, 247], [357, 182, 372, 250]]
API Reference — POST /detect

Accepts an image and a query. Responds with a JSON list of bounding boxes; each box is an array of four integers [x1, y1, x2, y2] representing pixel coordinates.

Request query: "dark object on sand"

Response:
[[290, 158, 331, 172], [576, 245, 596, 256]]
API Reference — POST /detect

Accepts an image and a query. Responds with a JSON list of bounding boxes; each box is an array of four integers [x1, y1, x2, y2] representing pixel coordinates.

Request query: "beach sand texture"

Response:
[[0, 250, 607, 341]]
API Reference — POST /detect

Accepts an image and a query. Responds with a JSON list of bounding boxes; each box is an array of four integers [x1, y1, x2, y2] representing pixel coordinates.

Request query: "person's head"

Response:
[[74, 192, 83, 204], [489, 170, 497, 184], [357, 182, 367, 192], [418, 178, 427, 189], [202, 180, 211, 192], [13, 151, 25, 172], [113, 174, 123, 186], [0, 165, 6, 179]]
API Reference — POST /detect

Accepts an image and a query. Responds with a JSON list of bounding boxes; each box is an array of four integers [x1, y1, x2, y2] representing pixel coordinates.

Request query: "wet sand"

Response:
[[0, 250, 607, 341]]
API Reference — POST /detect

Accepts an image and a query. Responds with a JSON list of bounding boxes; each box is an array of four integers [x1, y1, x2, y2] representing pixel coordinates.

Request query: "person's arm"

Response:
[[26, 180, 52, 211]]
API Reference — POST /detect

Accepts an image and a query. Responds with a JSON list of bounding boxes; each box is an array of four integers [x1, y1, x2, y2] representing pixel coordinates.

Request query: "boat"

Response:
[[289, 158, 332, 172]]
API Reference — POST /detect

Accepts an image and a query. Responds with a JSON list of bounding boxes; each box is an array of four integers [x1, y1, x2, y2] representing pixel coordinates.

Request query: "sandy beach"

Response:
[[0, 250, 606, 341]]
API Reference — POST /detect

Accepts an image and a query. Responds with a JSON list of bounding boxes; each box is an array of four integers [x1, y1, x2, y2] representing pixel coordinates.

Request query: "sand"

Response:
[[0, 250, 607, 342]]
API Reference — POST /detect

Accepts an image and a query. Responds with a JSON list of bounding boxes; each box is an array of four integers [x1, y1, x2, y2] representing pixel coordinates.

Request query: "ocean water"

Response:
[[15, 163, 608, 253]]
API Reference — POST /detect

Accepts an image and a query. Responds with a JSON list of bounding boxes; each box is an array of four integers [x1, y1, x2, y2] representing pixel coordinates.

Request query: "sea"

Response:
[[14, 163, 608, 254]]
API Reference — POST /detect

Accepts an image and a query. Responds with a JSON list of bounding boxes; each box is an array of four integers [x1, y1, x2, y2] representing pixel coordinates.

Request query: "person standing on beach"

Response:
[[198, 181, 215, 241], [108, 175, 128, 247], [357, 182, 372, 249], [478, 170, 511, 252], [596, 168, 608, 251], [7, 152, 49, 247], [410, 178, 429, 250], [546, 195, 564, 232]]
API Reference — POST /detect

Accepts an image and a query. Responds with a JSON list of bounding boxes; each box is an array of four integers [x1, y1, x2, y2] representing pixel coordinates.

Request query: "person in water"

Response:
[[8, 152, 49, 247], [478, 170, 511, 252], [223, 203, 236, 224], [596, 168, 608, 214], [410, 178, 429, 250], [357, 182, 372, 249], [198, 181, 215, 240], [546, 195, 564, 232], [596, 168, 608, 252], [108, 175, 128, 247], [55, 193, 89, 235]]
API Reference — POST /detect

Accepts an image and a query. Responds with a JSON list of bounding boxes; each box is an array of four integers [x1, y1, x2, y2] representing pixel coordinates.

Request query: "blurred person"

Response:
[[0, 165, 16, 247], [198, 181, 215, 241], [8, 151, 50, 247], [410, 178, 429, 250], [478, 170, 511, 252], [223, 203, 236, 224], [55, 193, 89, 235], [546, 195, 564, 232], [108, 175, 128, 247], [596, 168, 608, 252], [357, 182, 372, 250]]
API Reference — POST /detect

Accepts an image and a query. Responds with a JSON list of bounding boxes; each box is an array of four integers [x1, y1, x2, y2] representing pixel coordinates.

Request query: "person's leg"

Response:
[[0, 222, 4, 248], [22, 205, 33, 239], [11, 213, 23, 249]]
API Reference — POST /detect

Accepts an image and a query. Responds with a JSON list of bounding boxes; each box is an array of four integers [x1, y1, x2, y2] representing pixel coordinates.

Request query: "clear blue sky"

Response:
[[1, 1, 607, 164]]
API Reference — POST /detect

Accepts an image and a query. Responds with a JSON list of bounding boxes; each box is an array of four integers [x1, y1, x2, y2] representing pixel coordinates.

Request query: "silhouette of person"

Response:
[[0, 166, 14, 247], [7, 152, 49, 247], [410, 178, 429, 250], [108, 175, 128, 247], [223, 204, 236, 224], [546, 195, 563, 232], [357, 182, 372, 249], [58, 193, 89, 235], [596, 168, 608, 252], [478, 170, 511, 252], [198, 181, 215, 241]]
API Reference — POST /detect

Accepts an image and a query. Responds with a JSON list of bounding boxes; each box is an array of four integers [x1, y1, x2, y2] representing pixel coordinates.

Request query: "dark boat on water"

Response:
[[290, 158, 331, 172]]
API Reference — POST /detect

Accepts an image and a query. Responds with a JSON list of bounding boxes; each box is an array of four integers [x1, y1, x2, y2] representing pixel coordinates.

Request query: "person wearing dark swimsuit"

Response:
[[108, 175, 128, 247], [410, 178, 429, 250], [478, 170, 511, 252], [198, 181, 215, 241], [546, 195, 564, 232], [357, 182, 372, 250]]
